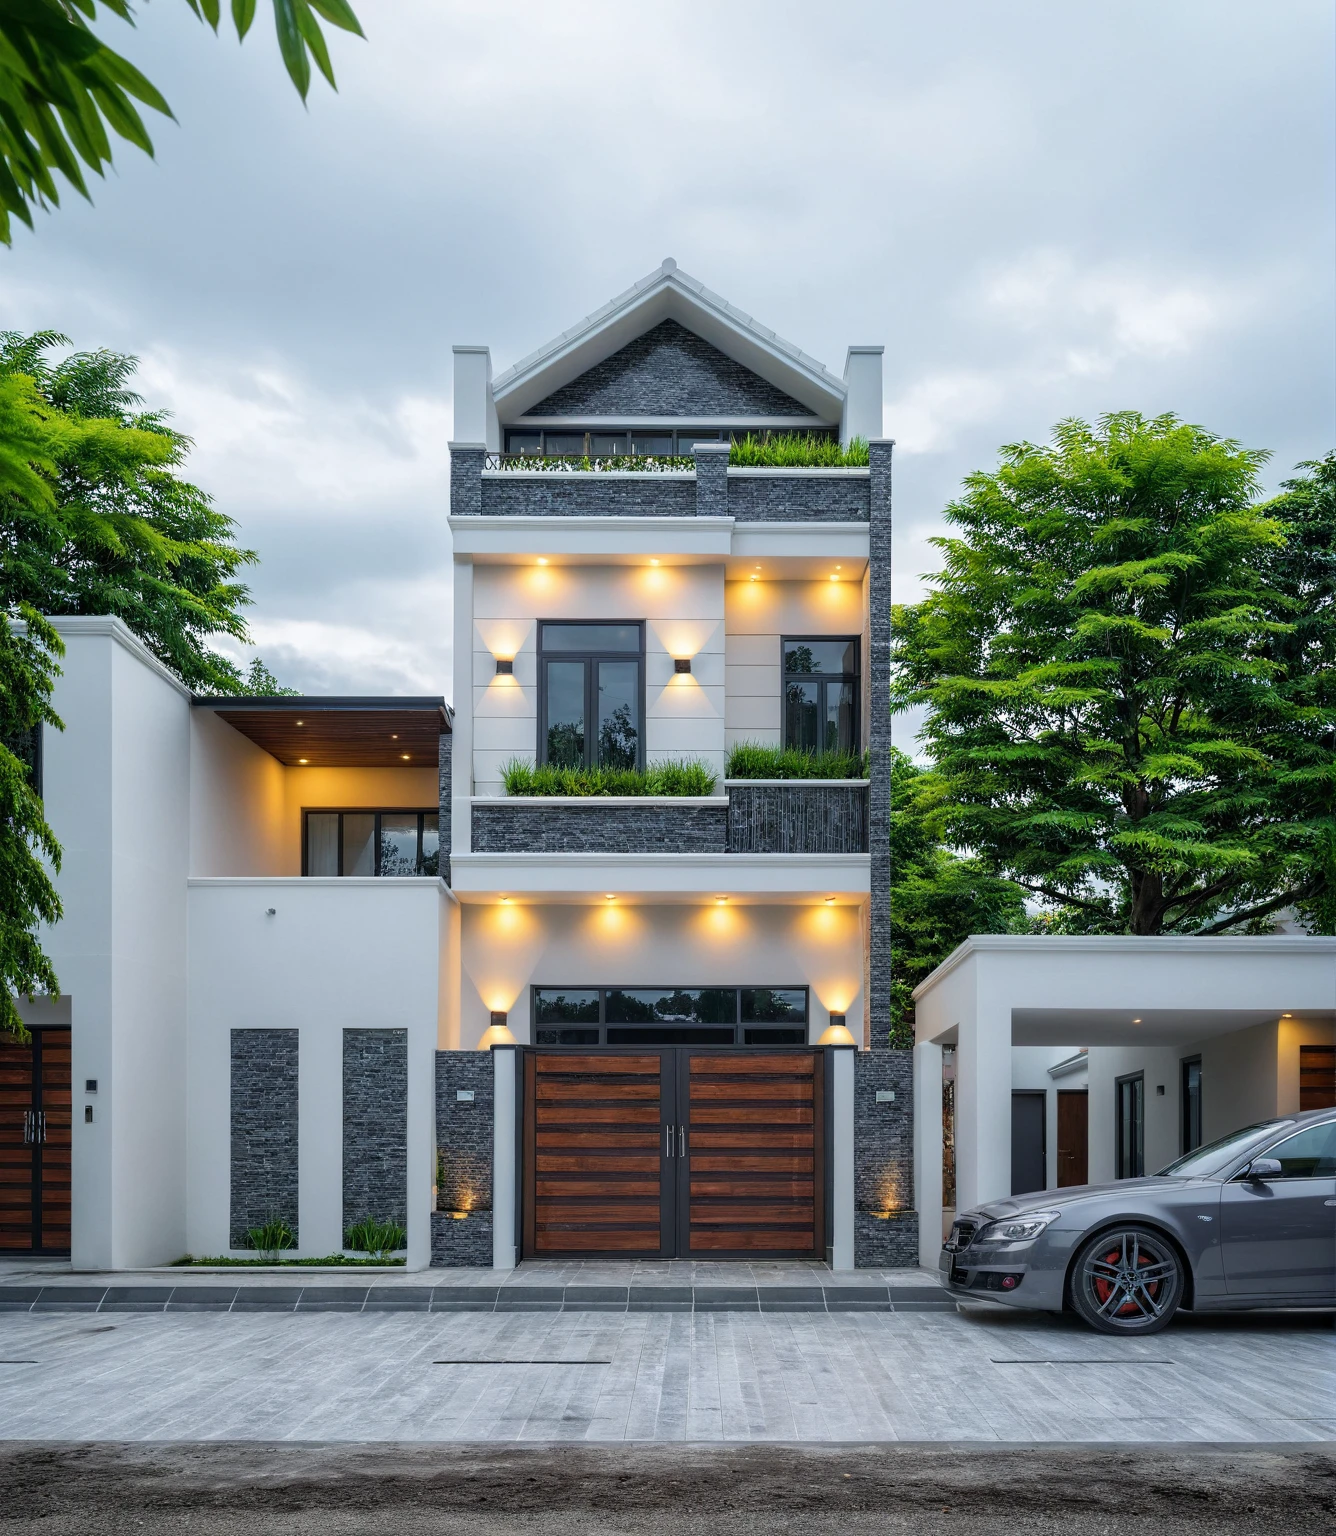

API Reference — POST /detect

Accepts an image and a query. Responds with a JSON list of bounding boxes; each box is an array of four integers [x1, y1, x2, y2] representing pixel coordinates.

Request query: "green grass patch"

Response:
[[729, 433, 869, 468], [725, 742, 869, 780], [502, 758, 717, 797]]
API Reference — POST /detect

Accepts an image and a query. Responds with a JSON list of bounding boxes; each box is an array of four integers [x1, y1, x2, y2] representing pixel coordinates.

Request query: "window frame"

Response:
[[501, 428, 837, 457], [301, 808, 441, 877], [781, 634, 862, 756], [1115, 1072, 1145, 1179], [536, 620, 646, 772], [1180, 1056, 1203, 1155], [529, 985, 811, 1047]]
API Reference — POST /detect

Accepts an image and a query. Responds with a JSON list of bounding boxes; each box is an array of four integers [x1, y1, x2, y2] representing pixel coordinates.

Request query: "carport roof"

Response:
[[193, 695, 451, 768]]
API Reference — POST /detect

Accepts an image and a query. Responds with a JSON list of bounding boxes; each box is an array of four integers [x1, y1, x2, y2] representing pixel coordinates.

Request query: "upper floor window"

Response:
[[304, 810, 439, 877], [783, 637, 860, 755], [539, 622, 643, 770], [504, 428, 834, 457]]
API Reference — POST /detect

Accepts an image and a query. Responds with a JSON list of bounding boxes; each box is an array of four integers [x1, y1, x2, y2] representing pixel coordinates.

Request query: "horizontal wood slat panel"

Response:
[[691, 1130, 813, 1149], [690, 1229, 815, 1251], [690, 1203, 813, 1224], [689, 1081, 811, 1101], [689, 1105, 813, 1125], [690, 1055, 813, 1076], [536, 1130, 660, 1149], [536, 1055, 659, 1075], [535, 1105, 659, 1125], [536, 1178, 659, 1198], [691, 1154, 814, 1173], [537, 1080, 660, 1101], [534, 1230, 661, 1252], [536, 1202, 660, 1222], [537, 1154, 660, 1174]]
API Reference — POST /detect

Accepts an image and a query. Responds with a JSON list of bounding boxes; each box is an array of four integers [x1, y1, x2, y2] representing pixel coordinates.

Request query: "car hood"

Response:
[[963, 1176, 1201, 1223]]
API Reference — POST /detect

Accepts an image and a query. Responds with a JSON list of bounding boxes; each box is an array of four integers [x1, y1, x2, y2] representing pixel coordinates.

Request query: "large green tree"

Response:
[[1, 332, 260, 1034], [889, 748, 1027, 1046], [891, 414, 1335, 936], [0, 0, 364, 244]]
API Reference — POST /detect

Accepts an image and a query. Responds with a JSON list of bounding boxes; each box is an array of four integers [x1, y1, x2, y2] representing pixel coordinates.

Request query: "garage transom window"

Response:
[[532, 986, 809, 1046]]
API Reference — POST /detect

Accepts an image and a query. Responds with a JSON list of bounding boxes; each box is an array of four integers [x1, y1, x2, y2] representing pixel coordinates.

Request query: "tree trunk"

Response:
[[1128, 869, 1164, 935]]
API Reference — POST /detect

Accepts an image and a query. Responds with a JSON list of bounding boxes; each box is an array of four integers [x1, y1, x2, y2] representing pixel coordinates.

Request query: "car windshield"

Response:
[[1156, 1121, 1290, 1178]]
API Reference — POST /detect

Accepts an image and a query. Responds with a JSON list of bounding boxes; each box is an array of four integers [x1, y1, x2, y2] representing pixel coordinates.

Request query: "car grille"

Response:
[[947, 1218, 980, 1252]]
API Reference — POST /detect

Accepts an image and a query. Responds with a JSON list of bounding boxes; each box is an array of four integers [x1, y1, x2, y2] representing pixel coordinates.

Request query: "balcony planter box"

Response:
[[725, 780, 869, 854], [480, 471, 698, 519], [471, 796, 728, 854]]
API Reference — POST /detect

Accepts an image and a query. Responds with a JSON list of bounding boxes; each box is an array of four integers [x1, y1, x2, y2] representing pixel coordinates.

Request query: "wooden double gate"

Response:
[[0, 1028, 72, 1254], [521, 1048, 825, 1260]]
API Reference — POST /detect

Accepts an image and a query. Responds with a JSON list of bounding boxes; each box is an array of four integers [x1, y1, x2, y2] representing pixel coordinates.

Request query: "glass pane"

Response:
[[544, 660, 586, 766], [677, 431, 720, 453], [420, 814, 439, 877], [630, 433, 674, 455], [536, 1028, 601, 1045], [342, 813, 375, 877], [744, 1028, 807, 1046], [588, 433, 627, 455], [784, 639, 858, 675], [597, 660, 640, 769], [507, 432, 541, 454], [541, 624, 641, 653], [606, 1026, 735, 1046], [306, 813, 339, 876], [534, 989, 601, 1024], [606, 989, 735, 1024], [379, 813, 418, 877], [824, 680, 857, 753], [544, 434, 586, 456], [741, 988, 808, 1023], [784, 678, 820, 752], [1266, 1122, 1336, 1178]]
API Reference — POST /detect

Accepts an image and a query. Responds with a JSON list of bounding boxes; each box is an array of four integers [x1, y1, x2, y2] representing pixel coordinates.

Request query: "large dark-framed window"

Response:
[[303, 809, 440, 877], [1115, 1072, 1145, 1179], [538, 621, 645, 771], [531, 986, 809, 1047], [783, 636, 860, 755], [504, 428, 835, 457], [1181, 1056, 1203, 1154]]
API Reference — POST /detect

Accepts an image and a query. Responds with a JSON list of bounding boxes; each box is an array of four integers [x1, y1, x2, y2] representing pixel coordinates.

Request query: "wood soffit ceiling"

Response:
[[199, 700, 449, 768]]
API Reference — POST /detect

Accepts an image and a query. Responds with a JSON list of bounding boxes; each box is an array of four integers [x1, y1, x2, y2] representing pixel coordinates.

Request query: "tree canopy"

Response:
[[0, 0, 364, 244], [891, 414, 1335, 937]]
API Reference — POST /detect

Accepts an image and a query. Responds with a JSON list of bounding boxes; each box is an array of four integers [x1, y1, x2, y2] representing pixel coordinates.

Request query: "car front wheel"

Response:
[[1069, 1225, 1185, 1335]]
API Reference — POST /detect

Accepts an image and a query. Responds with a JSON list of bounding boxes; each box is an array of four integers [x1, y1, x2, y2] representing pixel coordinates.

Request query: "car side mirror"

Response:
[[1244, 1157, 1282, 1181]]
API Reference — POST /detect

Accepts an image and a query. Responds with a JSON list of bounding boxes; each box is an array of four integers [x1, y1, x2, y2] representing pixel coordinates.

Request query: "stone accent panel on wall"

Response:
[[435, 1051, 493, 1267], [853, 1049, 918, 1268], [473, 801, 726, 854], [480, 474, 697, 518], [342, 1029, 408, 1237], [727, 472, 870, 523], [524, 321, 817, 418], [229, 1029, 299, 1248], [726, 783, 868, 853], [868, 440, 893, 1049], [437, 729, 452, 886]]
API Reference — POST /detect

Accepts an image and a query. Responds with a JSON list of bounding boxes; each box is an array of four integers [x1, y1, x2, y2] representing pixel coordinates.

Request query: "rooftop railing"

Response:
[[484, 453, 695, 473]]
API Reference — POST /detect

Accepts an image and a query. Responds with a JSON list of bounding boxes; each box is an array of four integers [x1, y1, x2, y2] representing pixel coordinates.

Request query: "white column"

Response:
[[492, 1046, 517, 1270], [829, 1047, 855, 1269], [914, 1038, 944, 1268], [452, 346, 493, 445], [841, 346, 884, 444], [451, 558, 473, 859], [954, 990, 1013, 1212]]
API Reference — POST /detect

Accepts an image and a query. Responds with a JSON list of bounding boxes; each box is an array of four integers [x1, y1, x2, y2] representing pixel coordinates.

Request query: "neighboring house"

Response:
[[2, 261, 914, 1272]]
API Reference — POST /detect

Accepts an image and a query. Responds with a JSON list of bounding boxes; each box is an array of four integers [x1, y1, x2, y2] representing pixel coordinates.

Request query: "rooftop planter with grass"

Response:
[[501, 759, 718, 797], [725, 743, 868, 781], [728, 433, 870, 468]]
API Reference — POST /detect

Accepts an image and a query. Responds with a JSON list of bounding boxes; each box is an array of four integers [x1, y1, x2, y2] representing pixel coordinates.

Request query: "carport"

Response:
[[911, 935, 1336, 1269]]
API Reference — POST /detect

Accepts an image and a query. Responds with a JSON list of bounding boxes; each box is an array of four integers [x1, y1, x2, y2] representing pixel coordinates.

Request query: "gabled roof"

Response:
[[491, 259, 846, 421]]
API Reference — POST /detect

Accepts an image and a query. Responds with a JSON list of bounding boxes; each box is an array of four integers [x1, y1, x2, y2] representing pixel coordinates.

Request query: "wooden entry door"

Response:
[[1056, 1089, 1088, 1188], [521, 1048, 824, 1261], [680, 1051, 823, 1259], [0, 1028, 72, 1253]]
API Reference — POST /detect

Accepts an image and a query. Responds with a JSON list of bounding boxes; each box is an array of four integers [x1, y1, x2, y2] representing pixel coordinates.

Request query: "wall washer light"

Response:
[[604, 893, 616, 902], [825, 896, 836, 906], [495, 657, 513, 675], [650, 558, 660, 566], [715, 895, 728, 906], [674, 658, 692, 674], [536, 557, 548, 566]]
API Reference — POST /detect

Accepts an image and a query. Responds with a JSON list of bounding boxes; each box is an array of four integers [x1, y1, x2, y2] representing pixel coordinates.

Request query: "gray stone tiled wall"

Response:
[[853, 1049, 918, 1267], [868, 440, 893, 1049], [479, 475, 697, 518], [727, 784, 868, 853], [437, 730, 451, 886], [435, 1051, 493, 1268], [523, 321, 817, 417], [473, 801, 726, 854], [449, 445, 484, 516], [342, 1030, 408, 1235], [229, 1030, 299, 1248], [727, 473, 870, 522]]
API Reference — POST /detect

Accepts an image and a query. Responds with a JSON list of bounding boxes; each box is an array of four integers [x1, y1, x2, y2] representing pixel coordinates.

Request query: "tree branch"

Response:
[[1199, 889, 1305, 935], [1012, 880, 1110, 916]]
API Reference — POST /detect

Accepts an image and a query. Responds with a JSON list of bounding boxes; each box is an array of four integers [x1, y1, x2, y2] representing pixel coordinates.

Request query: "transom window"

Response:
[[304, 810, 439, 877], [532, 987, 809, 1046], [538, 621, 644, 771], [783, 637, 860, 755]]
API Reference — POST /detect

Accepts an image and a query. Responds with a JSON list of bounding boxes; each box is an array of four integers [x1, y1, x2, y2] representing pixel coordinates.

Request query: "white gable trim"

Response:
[[491, 260, 847, 422]]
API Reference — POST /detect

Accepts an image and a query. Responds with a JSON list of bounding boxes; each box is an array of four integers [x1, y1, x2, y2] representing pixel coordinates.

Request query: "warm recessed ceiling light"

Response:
[[715, 896, 727, 906], [650, 558, 660, 566], [749, 574, 758, 582], [825, 896, 836, 906], [295, 720, 304, 726], [604, 893, 616, 901], [298, 758, 308, 764], [1132, 1017, 1142, 1024], [392, 734, 398, 739], [536, 557, 548, 566], [401, 753, 410, 760], [1282, 1012, 1292, 1018], [829, 573, 839, 581], [500, 896, 511, 904]]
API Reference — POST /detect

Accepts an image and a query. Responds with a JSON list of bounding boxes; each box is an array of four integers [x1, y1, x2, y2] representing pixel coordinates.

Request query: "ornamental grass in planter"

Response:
[[502, 758, 717, 797], [725, 742, 869, 780], [728, 433, 869, 468]]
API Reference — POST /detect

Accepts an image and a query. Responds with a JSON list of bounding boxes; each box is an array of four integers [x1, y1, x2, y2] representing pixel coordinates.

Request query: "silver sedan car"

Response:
[[941, 1107, 1336, 1334]]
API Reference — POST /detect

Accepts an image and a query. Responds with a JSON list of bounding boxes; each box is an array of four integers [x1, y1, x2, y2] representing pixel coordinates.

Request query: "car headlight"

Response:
[[976, 1210, 1062, 1243]]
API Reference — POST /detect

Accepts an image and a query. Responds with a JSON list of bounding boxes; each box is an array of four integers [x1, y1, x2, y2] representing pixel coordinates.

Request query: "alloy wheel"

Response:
[[1071, 1225, 1184, 1335]]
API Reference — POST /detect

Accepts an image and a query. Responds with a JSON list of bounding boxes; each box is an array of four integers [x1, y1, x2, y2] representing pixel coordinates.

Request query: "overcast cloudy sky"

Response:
[[5, 1, 1333, 739]]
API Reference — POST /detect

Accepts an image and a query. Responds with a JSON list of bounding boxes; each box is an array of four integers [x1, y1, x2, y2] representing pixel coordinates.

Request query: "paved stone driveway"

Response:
[[0, 1301, 1331, 1443]]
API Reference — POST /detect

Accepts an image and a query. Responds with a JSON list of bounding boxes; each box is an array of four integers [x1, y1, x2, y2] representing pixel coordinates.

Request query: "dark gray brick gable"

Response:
[[229, 1030, 299, 1248], [342, 1029, 408, 1236], [523, 320, 818, 418]]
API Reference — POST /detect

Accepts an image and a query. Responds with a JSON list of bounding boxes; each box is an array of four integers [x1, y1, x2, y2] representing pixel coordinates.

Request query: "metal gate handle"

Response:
[[22, 1111, 31, 1145], [665, 1123, 674, 1158], [38, 1110, 46, 1144], [679, 1125, 686, 1157]]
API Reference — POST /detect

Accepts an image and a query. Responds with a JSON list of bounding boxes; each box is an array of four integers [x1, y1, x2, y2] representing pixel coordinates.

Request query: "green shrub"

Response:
[[502, 758, 717, 797], [725, 742, 869, 780], [245, 1218, 295, 1262], [345, 1217, 407, 1259], [729, 433, 869, 468]]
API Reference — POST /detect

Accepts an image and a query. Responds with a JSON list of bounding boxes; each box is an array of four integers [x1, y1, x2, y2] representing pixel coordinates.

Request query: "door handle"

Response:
[[679, 1126, 686, 1158], [38, 1111, 46, 1144], [665, 1124, 674, 1158], [1325, 1199, 1336, 1208], [22, 1111, 31, 1145]]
